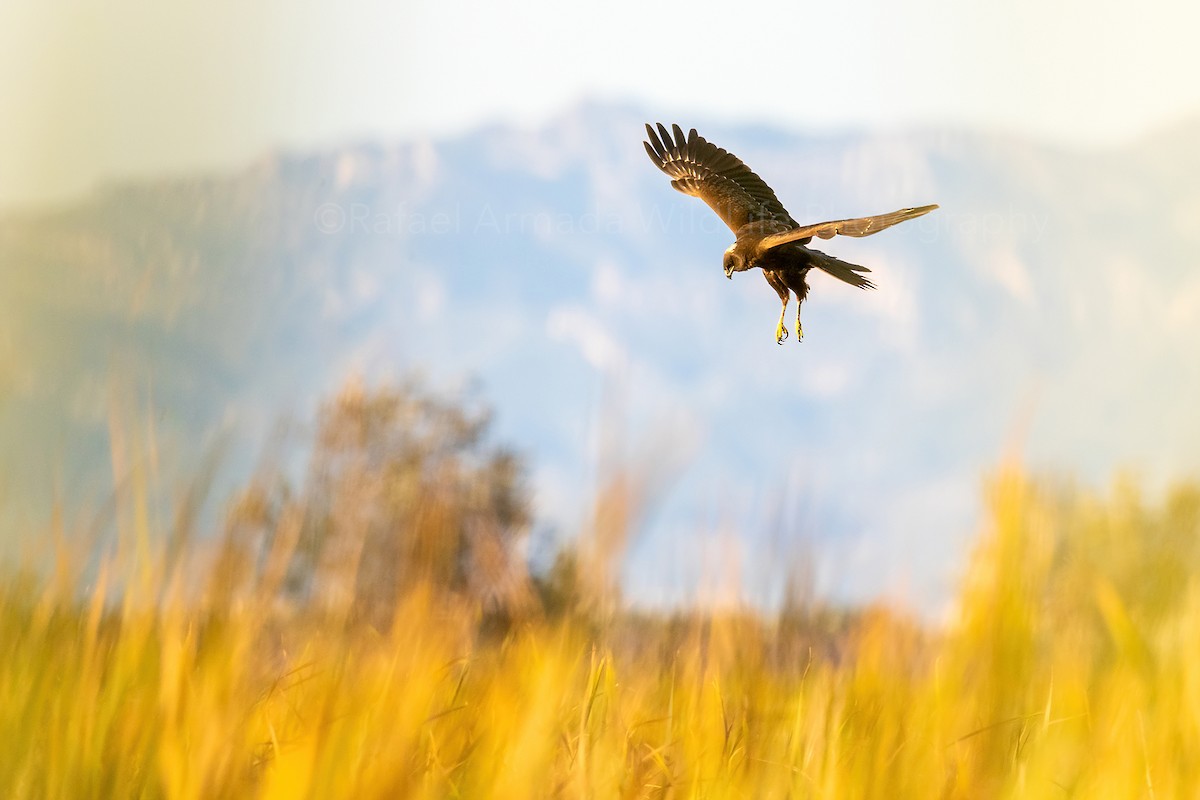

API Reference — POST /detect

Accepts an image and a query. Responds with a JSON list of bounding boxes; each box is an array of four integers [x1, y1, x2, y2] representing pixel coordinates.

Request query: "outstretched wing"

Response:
[[643, 123, 794, 233], [759, 205, 939, 251]]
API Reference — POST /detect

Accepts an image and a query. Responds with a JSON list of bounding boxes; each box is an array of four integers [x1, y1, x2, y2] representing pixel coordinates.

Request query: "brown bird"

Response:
[[643, 123, 937, 343]]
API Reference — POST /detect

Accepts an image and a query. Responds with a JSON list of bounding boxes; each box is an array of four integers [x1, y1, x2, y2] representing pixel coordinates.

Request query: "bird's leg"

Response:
[[795, 302, 804, 342], [765, 270, 790, 345]]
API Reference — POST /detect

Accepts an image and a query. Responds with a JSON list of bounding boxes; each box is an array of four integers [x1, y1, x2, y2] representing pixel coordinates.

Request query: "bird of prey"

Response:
[[643, 123, 937, 343]]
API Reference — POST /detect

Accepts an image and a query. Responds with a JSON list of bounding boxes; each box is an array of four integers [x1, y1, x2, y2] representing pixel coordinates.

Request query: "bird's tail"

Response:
[[808, 248, 876, 290]]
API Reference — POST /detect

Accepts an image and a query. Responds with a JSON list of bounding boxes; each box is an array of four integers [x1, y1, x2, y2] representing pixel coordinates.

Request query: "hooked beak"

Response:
[[724, 266, 733, 279]]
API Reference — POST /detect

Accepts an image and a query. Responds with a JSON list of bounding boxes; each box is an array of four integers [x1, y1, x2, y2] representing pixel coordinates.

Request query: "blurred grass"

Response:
[[4, 401, 1200, 796]]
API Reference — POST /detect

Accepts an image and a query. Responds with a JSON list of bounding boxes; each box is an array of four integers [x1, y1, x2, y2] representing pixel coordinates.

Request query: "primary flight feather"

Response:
[[643, 122, 938, 343]]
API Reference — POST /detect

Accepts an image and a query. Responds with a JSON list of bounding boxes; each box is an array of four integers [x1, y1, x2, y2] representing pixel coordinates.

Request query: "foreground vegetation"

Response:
[[3, 386, 1200, 797]]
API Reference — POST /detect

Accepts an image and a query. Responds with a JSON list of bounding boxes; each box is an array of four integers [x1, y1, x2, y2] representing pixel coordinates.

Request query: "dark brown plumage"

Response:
[[643, 122, 938, 343]]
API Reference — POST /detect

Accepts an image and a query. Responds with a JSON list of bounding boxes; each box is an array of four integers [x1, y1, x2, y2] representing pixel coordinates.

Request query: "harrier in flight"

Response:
[[643, 123, 937, 343]]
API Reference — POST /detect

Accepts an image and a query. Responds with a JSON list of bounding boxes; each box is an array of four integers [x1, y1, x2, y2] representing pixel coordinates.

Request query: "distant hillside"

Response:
[[3, 102, 1198, 613]]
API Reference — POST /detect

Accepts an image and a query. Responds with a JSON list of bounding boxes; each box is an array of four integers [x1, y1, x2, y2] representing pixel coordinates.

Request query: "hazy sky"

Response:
[[3, 0, 1199, 208]]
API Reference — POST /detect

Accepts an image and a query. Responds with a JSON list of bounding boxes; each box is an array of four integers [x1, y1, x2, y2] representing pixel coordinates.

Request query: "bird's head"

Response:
[[722, 248, 745, 279]]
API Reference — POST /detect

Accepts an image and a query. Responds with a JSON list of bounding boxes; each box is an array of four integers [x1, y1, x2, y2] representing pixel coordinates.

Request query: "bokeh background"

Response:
[[3, 0, 1199, 617]]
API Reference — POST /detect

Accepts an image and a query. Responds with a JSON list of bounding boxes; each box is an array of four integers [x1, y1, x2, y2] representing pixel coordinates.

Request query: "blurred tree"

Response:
[[228, 377, 534, 629]]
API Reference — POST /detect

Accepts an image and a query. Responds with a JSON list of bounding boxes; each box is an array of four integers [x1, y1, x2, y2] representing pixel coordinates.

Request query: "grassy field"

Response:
[[4, 463, 1200, 798]]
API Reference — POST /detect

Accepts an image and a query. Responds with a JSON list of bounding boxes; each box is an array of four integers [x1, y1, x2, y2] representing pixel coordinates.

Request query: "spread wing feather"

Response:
[[758, 205, 939, 251], [643, 123, 795, 233]]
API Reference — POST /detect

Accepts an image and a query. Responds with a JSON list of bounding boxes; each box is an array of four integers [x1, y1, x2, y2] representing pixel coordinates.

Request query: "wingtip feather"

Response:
[[644, 140, 661, 165], [656, 123, 672, 148]]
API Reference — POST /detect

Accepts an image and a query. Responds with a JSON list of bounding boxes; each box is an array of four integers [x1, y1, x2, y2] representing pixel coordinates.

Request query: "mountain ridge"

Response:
[[3, 101, 1197, 614]]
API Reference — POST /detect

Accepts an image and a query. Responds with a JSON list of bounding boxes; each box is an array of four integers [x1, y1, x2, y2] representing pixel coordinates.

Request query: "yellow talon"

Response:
[[796, 321, 804, 342], [775, 320, 788, 344]]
